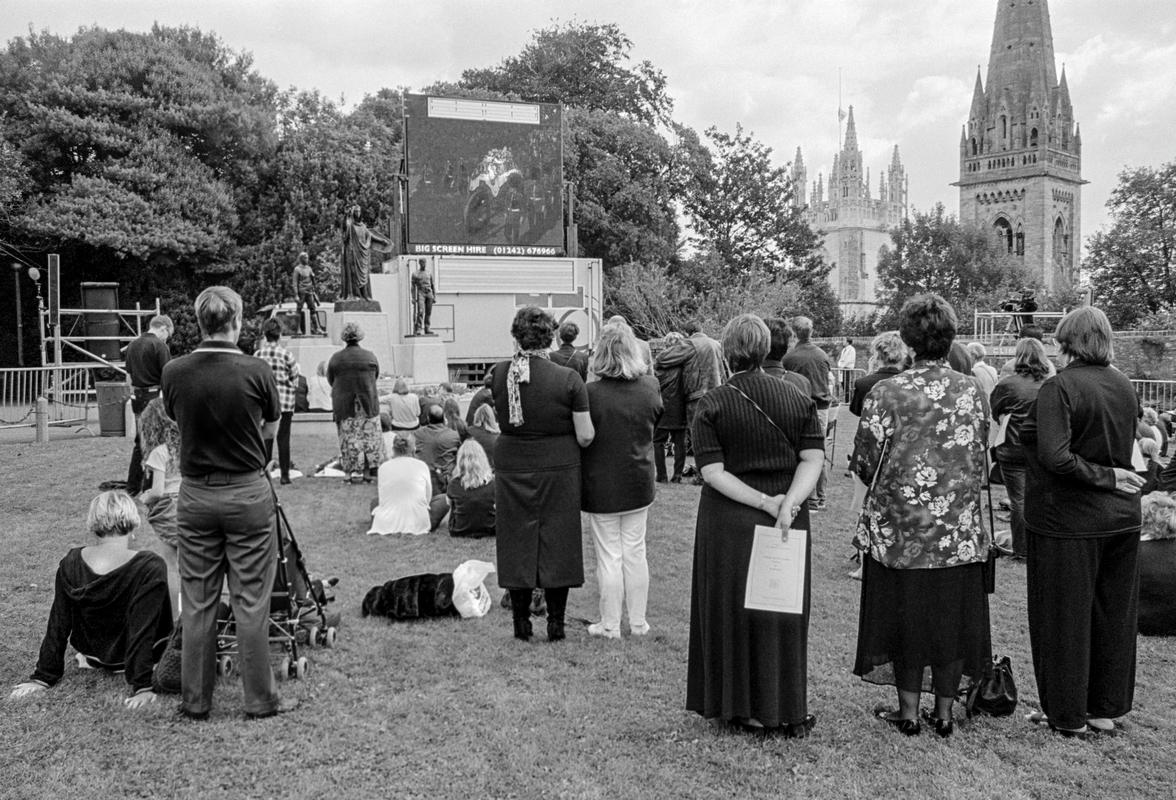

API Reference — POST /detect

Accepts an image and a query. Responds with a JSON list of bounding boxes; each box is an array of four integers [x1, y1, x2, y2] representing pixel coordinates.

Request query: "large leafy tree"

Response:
[[459, 21, 671, 125], [875, 204, 1027, 331], [1086, 162, 1176, 327]]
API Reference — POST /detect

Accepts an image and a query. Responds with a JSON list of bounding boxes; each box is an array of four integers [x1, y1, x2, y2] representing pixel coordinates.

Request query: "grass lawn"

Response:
[[2, 416, 1175, 799]]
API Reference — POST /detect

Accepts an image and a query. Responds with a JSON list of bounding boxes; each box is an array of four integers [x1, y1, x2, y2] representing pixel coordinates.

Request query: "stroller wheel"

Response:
[[323, 627, 337, 648], [306, 624, 320, 648], [294, 657, 309, 680], [276, 655, 290, 681], [217, 655, 234, 678]]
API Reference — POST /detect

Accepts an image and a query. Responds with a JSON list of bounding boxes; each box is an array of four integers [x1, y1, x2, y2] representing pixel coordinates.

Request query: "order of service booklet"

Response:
[[744, 525, 807, 614]]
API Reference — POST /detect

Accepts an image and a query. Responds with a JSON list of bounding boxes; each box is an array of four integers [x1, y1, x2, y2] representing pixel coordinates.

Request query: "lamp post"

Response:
[[10, 262, 22, 367]]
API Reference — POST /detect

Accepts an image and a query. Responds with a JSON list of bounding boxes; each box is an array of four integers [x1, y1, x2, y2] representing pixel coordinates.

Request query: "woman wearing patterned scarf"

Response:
[[491, 306, 594, 643]]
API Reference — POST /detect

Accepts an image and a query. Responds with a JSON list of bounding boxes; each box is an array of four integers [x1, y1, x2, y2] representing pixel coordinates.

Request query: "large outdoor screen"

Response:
[[404, 94, 564, 257]]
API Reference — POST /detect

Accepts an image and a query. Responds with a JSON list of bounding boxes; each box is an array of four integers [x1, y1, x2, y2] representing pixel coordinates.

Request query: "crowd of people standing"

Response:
[[9, 286, 1163, 747]]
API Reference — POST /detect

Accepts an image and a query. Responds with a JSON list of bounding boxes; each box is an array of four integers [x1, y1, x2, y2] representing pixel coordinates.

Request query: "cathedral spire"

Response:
[[843, 105, 859, 153], [987, 0, 1057, 92], [969, 66, 985, 122]]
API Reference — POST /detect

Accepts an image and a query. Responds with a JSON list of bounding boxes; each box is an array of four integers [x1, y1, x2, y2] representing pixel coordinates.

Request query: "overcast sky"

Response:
[[4, 0, 1174, 254]]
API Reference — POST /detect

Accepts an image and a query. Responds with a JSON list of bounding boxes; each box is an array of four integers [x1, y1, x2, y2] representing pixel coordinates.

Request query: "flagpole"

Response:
[[838, 67, 843, 148]]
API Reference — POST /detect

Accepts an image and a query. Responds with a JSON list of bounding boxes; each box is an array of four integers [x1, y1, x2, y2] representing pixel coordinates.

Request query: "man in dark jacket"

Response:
[[124, 314, 173, 494], [415, 404, 461, 493], [549, 322, 588, 380], [763, 318, 813, 398], [780, 315, 831, 510], [653, 333, 694, 482]]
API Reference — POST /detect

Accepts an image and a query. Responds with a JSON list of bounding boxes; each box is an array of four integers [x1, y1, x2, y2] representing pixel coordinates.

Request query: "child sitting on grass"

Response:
[[138, 397, 181, 610]]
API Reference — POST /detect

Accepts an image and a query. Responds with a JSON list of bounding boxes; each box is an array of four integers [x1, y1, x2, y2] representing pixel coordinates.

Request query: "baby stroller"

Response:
[[215, 474, 340, 681]]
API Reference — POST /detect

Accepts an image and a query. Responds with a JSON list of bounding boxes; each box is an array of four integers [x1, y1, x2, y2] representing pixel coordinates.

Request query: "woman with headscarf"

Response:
[[328, 322, 383, 483], [492, 306, 594, 643]]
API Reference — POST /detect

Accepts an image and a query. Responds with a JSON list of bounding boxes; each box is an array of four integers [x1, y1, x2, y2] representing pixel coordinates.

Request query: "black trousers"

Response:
[[1027, 529, 1139, 730], [653, 428, 686, 480], [264, 411, 294, 479], [125, 388, 159, 493]]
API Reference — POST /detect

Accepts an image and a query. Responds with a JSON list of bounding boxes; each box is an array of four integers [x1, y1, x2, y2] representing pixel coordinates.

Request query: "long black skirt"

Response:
[[854, 556, 991, 694], [686, 484, 810, 727]]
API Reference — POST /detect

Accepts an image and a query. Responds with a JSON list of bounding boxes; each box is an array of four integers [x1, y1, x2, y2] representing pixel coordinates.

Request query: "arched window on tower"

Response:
[[1029, 128, 1038, 147], [971, 138, 978, 156], [1000, 116, 1008, 145], [993, 217, 1014, 254], [1053, 217, 1070, 272], [1015, 223, 1024, 256]]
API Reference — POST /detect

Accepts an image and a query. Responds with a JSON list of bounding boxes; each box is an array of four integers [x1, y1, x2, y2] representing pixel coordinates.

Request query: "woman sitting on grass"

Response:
[[368, 432, 433, 535], [444, 439, 497, 538], [137, 397, 181, 609], [9, 491, 173, 709]]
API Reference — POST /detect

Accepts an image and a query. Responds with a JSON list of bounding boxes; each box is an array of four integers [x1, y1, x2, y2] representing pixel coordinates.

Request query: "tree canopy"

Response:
[[1086, 162, 1176, 328], [875, 204, 1027, 331]]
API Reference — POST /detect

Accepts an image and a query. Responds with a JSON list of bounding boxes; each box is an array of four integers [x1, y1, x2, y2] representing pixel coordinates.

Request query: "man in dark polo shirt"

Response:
[[162, 286, 295, 720], [549, 322, 588, 380], [762, 318, 813, 398], [124, 314, 173, 494], [780, 315, 832, 511]]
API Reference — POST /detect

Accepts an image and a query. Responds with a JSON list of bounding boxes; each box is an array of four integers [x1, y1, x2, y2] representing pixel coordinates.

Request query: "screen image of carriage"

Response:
[[405, 95, 564, 256]]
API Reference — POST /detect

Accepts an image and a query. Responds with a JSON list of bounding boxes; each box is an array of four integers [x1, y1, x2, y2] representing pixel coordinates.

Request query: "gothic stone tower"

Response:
[[954, 0, 1084, 293], [797, 107, 908, 318]]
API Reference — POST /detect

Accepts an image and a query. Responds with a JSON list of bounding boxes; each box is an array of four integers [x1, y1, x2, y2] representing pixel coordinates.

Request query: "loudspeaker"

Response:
[[80, 281, 120, 361]]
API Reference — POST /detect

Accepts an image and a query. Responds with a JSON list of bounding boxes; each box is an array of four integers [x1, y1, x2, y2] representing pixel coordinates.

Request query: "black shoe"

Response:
[[175, 704, 210, 722], [280, 476, 292, 485], [656, 475, 668, 484], [670, 474, 683, 484], [920, 709, 954, 738], [246, 696, 299, 720], [781, 714, 817, 739], [874, 705, 920, 736], [547, 618, 565, 642], [513, 617, 533, 641]]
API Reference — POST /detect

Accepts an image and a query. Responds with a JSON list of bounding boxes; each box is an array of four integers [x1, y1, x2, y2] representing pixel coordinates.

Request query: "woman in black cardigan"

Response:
[[327, 322, 383, 483], [1022, 306, 1145, 738]]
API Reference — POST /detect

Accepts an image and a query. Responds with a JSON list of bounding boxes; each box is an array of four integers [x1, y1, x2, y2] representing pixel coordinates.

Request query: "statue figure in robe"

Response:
[[340, 205, 391, 301]]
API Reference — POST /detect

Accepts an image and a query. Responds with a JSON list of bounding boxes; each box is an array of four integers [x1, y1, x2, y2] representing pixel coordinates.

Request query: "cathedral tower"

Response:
[[954, 0, 1084, 292]]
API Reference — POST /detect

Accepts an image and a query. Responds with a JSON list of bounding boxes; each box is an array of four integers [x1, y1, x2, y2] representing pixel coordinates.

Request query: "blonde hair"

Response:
[[452, 439, 493, 490], [87, 491, 140, 538], [867, 331, 907, 373], [472, 403, 500, 433], [591, 323, 646, 380], [391, 431, 416, 457], [722, 314, 770, 372]]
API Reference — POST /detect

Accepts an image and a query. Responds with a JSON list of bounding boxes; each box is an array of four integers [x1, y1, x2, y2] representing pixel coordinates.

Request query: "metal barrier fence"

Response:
[[1132, 380, 1176, 412], [0, 366, 96, 429], [834, 367, 866, 405]]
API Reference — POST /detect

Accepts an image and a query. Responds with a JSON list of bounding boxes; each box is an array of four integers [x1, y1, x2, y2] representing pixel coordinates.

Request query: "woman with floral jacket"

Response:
[[849, 293, 993, 738]]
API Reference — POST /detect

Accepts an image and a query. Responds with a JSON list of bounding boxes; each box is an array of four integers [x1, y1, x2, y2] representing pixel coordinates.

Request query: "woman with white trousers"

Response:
[[582, 322, 663, 638]]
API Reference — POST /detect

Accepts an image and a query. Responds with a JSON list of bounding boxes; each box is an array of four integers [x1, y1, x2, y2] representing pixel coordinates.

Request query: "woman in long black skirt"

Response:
[[849, 294, 992, 738], [492, 306, 594, 642], [686, 314, 824, 737]]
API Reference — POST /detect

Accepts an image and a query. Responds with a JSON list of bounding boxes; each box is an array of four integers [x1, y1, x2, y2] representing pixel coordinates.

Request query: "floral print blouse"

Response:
[[850, 359, 991, 569]]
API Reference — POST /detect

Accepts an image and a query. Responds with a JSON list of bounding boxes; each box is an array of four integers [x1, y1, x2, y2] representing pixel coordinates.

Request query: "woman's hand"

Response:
[[775, 496, 802, 530], [760, 493, 784, 520], [124, 690, 158, 710], [1112, 468, 1146, 494], [9, 682, 46, 699]]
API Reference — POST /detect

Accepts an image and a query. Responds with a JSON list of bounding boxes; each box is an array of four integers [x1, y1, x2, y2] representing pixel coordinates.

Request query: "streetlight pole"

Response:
[[10, 263, 22, 367]]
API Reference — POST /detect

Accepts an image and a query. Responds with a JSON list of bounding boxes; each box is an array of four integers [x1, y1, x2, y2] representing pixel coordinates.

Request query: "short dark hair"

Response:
[[898, 293, 957, 360], [1019, 324, 1044, 341], [426, 404, 445, 424], [511, 306, 557, 351], [764, 317, 792, 360], [262, 318, 283, 342], [682, 320, 701, 336], [558, 322, 579, 345]]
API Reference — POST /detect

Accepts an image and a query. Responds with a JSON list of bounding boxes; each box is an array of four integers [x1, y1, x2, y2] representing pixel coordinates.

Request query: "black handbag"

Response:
[[987, 448, 1003, 485], [962, 655, 1017, 717]]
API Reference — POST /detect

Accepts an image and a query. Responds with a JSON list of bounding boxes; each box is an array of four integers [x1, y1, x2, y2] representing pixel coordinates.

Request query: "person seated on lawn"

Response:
[[464, 368, 495, 426], [415, 404, 461, 493], [443, 396, 469, 440], [385, 378, 421, 431], [369, 432, 434, 536], [443, 439, 497, 538], [307, 360, 332, 412], [468, 404, 499, 468], [10, 490, 173, 709], [1138, 491, 1176, 636]]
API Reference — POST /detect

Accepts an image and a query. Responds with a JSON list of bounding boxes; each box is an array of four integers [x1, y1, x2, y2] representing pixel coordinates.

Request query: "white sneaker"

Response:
[[629, 622, 651, 636], [587, 622, 621, 639]]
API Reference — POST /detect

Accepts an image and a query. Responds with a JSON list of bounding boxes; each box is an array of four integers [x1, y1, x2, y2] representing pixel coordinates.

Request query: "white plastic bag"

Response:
[[451, 560, 496, 618]]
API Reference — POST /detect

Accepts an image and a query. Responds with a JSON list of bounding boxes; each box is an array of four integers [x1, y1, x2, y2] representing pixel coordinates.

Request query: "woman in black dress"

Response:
[[493, 306, 594, 642], [1022, 306, 1144, 738], [686, 314, 824, 737]]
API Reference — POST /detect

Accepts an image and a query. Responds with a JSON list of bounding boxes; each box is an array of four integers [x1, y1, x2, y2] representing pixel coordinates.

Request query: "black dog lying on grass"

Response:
[[361, 573, 460, 620]]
